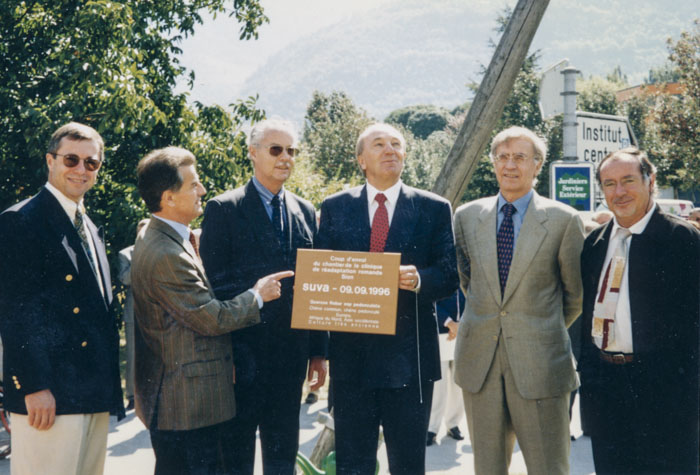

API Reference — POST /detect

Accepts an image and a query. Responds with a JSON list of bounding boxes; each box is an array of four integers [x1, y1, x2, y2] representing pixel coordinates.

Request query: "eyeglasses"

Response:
[[52, 153, 102, 171], [266, 145, 298, 157], [494, 153, 532, 165]]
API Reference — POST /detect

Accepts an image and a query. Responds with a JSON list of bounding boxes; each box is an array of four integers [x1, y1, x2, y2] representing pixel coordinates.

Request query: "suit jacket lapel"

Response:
[[475, 197, 502, 304], [384, 185, 418, 253], [349, 185, 371, 251], [85, 216, 113, 306], [151, 218, 211, 289], [501, 193, 547, 305], [284, 190, 312, 247], [38, 189, 110, 308]]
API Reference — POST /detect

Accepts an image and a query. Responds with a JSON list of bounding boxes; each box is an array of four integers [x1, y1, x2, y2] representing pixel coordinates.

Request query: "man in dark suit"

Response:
[[132, 146, 293, 475], [200, 119, 327, 474], [0, 122, 124, 475], [579, 147, 700, 474], [316, 123, 458, 474]]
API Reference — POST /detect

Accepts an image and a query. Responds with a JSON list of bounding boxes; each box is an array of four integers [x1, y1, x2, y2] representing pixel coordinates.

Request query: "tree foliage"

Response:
[[0, 0, 268, 259], [302, 90, 372, 185], [646, 20, 700, 193], [385, 105, 451, 140]]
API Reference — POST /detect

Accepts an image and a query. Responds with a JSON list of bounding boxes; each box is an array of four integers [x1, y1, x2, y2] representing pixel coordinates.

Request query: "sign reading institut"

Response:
[[291, 249, 400, 335]]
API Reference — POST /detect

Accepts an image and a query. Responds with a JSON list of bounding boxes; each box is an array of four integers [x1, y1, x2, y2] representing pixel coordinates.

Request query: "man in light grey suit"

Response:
[[453, 126, 584, 475]]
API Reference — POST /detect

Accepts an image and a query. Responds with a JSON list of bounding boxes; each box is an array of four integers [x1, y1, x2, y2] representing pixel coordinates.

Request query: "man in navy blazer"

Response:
[[0, 122, 124, 475], [316, 123, 458, 474], [579, 148, 700, 473], [200, 119, 327, 474]]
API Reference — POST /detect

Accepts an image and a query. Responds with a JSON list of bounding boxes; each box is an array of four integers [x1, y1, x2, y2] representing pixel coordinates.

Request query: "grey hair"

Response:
[[489, 126, 547, 169], [247, 119, 298, 156]]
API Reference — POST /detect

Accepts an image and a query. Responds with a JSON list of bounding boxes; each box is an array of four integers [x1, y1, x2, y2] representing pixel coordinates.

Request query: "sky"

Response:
[[175, 0, 693, 111], [175, 0, 395, 104]]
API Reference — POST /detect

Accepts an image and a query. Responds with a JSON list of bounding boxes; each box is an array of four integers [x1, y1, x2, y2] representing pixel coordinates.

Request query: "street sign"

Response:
[[550, 161, 595, 211], [538, 59, 569, 119], [576, 111, 637, 164]]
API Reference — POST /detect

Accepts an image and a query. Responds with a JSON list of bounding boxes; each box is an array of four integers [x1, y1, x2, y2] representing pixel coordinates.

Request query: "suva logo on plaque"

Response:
[[576, 112, 633, 164]]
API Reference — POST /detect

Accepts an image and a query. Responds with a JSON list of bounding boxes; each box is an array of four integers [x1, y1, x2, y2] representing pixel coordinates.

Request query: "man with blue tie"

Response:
[[316, 123, 458, 474], [453, 126, 585, 474], [0, 122, 124, 475], [200, 119, 327, 474]]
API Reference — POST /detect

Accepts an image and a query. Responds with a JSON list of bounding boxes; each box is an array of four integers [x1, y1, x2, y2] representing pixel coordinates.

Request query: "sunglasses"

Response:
[[52, 153, 102, 172], [266, 145, 298, 157]]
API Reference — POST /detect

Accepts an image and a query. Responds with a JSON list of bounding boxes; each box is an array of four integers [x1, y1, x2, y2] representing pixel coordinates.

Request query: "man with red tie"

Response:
[[316, 123, 458, 474]]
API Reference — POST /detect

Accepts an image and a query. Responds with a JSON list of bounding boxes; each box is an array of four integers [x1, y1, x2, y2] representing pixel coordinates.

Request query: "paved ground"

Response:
[[0, 392, 595, 474]]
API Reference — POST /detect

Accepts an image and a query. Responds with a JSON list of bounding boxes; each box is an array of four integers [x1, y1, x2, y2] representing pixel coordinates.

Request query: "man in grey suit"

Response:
[[132, 146, 292, 474], [453, 126, 584, 474]]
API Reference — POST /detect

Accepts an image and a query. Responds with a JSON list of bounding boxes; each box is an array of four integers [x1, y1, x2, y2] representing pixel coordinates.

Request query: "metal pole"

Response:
[[561, 66, 579, 161]]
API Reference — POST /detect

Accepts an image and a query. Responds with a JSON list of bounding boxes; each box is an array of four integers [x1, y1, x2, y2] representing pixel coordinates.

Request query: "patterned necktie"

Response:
[[189, 231, 199, 258], [592, 227, 632, 350], [369, 193, 389, 252], [271, 194, 286, 249], [74, 208, 97, 274], [497, 203, 515, 296]]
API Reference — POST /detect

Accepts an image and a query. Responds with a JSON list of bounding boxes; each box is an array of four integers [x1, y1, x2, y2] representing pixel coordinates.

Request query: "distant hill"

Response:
[[237, 0, 697, 123]]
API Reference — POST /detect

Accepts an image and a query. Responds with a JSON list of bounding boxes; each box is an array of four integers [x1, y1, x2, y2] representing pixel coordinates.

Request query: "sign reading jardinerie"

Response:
[[291, 249, 401, 335]]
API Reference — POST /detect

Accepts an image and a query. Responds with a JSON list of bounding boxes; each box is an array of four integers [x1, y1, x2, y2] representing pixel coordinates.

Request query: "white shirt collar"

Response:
[[152, 214, 191, 241], [44, 182, 83, 222], [366, 179, 402, 207], [610, 201, 656, 237]]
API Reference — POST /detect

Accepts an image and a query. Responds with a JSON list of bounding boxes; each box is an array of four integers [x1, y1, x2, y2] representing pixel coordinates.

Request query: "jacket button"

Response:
[[65, 274, 73, 281], [500, 311, 507, 317], [14, 383, 20, 389], [81, 341, 88, 347], [492, 335, 498, 341], [73, 307, 80, 314]]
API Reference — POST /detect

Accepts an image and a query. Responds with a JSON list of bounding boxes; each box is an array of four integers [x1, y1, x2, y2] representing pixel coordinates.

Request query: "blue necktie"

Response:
[[271, 194, 285, 250], [497, 203, 515, 297]]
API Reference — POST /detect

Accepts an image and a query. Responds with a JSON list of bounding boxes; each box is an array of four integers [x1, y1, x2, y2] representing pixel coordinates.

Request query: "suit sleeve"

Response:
[[147, 248, 260, 336], [454, 209, 471, 295], [416, 199, 459, 302], [558, 213, 585, 328], [0, 212, 54, 395], [200, 199, 241, 300], [117, 249, 131, 286]]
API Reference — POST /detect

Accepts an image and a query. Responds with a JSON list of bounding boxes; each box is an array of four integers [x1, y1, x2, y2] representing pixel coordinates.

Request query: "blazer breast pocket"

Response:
[[182, 359, 225, 378]]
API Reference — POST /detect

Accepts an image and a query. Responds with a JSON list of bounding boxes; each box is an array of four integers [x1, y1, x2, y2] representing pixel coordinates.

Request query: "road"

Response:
[[0, 393, 595, 474]]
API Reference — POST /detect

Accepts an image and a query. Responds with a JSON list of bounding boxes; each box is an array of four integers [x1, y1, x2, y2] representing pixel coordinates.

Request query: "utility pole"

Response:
[[561, 66, 579, 161], [432, 0, 551, 207]]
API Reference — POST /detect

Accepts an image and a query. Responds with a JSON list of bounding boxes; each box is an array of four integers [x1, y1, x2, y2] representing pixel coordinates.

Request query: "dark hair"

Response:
[[137, 147, 195, 213], [596, 147, 657, 185], [47, 122, 105, 162]]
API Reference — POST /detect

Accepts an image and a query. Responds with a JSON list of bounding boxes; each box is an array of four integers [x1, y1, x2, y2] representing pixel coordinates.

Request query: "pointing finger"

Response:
[[268, 270, 294, 281]]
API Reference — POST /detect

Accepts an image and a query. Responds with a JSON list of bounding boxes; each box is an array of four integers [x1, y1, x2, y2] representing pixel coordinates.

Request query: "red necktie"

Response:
[[370, 193, 389, 252], [189, 231, 200, 257]]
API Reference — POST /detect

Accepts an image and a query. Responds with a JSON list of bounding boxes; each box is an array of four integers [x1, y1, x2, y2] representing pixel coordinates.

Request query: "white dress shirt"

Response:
[[596, 204, 656, 353]]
